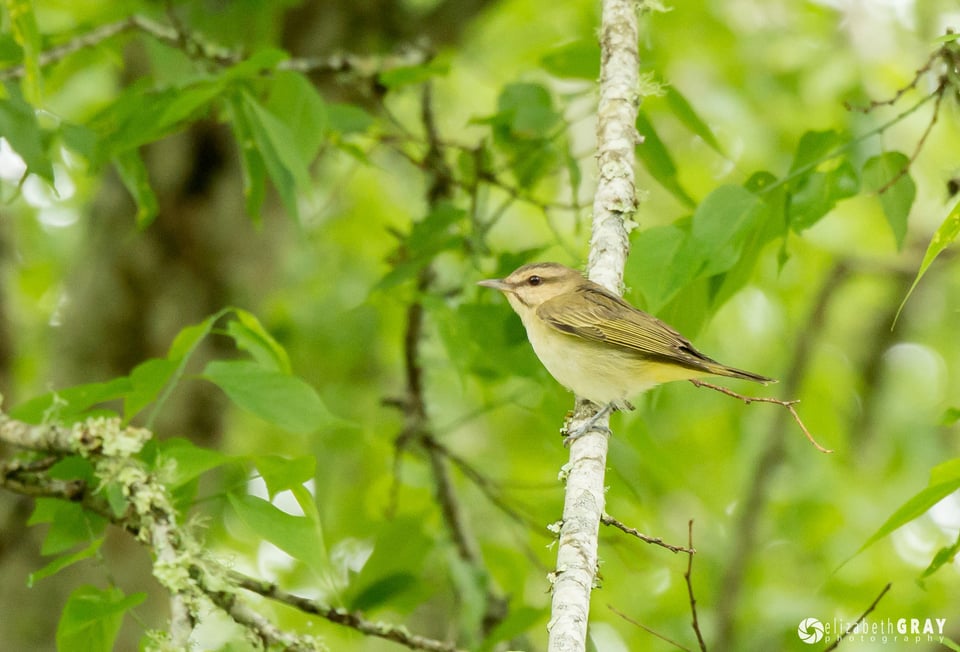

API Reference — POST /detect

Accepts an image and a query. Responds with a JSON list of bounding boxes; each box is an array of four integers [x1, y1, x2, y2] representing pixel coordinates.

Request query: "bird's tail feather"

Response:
[[709, 363, 777, 385]]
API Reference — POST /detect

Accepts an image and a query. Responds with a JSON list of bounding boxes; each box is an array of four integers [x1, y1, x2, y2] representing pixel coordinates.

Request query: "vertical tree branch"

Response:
[[390, 82, 508, 642], [714, 262, 849, 651], [547, 0, 638, 649]]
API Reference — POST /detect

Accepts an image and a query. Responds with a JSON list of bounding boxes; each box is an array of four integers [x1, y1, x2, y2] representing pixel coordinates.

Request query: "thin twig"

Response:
[[873, 83, 946, 196], [823, 583, 892, 651], [844, 45, 944, 113], [0, 15, 428, 81], [600, 513, 693, 554], [608, 604, 692, 652], [689, 379, 833, 453], [426, 436, 544, 531], [228, 571, 464, 652], [684, 520, 708, 652]]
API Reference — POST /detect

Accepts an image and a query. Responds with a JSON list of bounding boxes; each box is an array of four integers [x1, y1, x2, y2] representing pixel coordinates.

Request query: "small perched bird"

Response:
[[478, 262, 774, 418]]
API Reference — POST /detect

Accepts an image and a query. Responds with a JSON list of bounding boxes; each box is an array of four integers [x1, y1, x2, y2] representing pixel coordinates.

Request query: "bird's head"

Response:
[[477, 262, 583, 309]]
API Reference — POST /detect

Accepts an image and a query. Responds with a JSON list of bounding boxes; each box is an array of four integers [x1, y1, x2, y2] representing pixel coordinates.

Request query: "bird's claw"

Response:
[[561, 403, 615, 446]]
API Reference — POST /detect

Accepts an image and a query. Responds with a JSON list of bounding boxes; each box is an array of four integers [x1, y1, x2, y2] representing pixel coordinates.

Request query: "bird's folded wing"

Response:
[[536, 284, 711, 364]]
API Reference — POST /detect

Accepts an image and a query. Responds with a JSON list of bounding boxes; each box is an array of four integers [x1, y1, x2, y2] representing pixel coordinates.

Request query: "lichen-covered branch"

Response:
[[547, 0, 640, 649], [0, 14, 428, 81], [0, 409, 463, 652]]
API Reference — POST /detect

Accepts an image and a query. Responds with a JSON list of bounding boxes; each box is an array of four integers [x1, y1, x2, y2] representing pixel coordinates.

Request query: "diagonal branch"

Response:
[[823, 583, 892, 652], [689, 380, 832, 453], [227, 571, 465, 652], [608, 604, 692, 652], [601, 513, 693, 554], [0, 411, 465, 652], [0, 14, 428, 81]]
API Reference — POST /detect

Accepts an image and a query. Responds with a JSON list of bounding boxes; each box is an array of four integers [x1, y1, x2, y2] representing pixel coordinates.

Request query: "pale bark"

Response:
[[546, 0, 639, 649]]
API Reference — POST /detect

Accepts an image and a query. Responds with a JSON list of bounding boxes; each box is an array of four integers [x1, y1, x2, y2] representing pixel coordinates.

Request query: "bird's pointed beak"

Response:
[[477, 278, 511, 292]]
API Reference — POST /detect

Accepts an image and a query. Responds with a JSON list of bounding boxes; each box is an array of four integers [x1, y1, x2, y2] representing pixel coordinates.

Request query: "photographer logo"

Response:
[[798, 618, 825, 644]]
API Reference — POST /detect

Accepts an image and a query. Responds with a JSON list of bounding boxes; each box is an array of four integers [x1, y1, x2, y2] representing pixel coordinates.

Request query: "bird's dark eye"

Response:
[[527, 275, 542, 286]]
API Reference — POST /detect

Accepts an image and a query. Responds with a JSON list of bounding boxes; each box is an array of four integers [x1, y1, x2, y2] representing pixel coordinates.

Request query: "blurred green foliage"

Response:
[[1, 0, 959, 651]]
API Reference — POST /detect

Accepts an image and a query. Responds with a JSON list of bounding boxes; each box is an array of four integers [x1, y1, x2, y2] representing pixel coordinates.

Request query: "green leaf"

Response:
[[5, 0, 42, 104], [918, 529, 960, 585], [153, 437, 232, 489], [0, 84, 54, 181], [664, 86, 724, 155], [894, 198, 960, 324], [346, 517, 432, 611], [124, 357, 178, 420], [378, 59, 450, 89], [541, 39, 600, 80], [941, 407, 960, 426], [933, 32, 960, 44], [376, 203, 466, 290], [495, 83, 560, 138], [9, 377, 131, 424], [689, 183, 766, 276], [788, 158, 859, 232], [56, 585, 146, 652], [326, 103, 375, 135], [254, 455, 316, 498], [229, 94, 268, 220], [930, 458, 960, 485], [203, 359, 341, 433], [857, 480, 959, 552], [219, 48, 288, 83], [240, 91, 312, 220], [635, 110, 695, 208], [480, 606, 545, 652], [863, 152, 915, 249], [167, 312, 222, 361], [856, 458, 960, 557], [90, 80, 224, 164], [942, 639, 960, 652], [113, 149, 159, 227], [225, 309, 292, 373], [29, 538, 104, 586], [28, 499, 107, 556], [789, 129, 843, 175], [60, 121, 98, 161], [350, 573, 419, 612], [227, 492, 325, 570], [265, 71, 327, 166], [626, 224, 688, 313], [477, 83, 563, 187]]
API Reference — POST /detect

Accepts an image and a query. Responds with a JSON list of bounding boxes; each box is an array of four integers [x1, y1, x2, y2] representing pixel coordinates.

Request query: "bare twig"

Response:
[[689, 380, 833, 454], [844, 45, 944, 113], [0, 14, 428, 81], [228, 571, 464, 652], [872, 86, 945, 196], [426, 436, 544, 532], [683, 521, 707, 652], [823, 583, 892, 651], [601, 513, 693, 554], [608, 604, 692, 652]]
